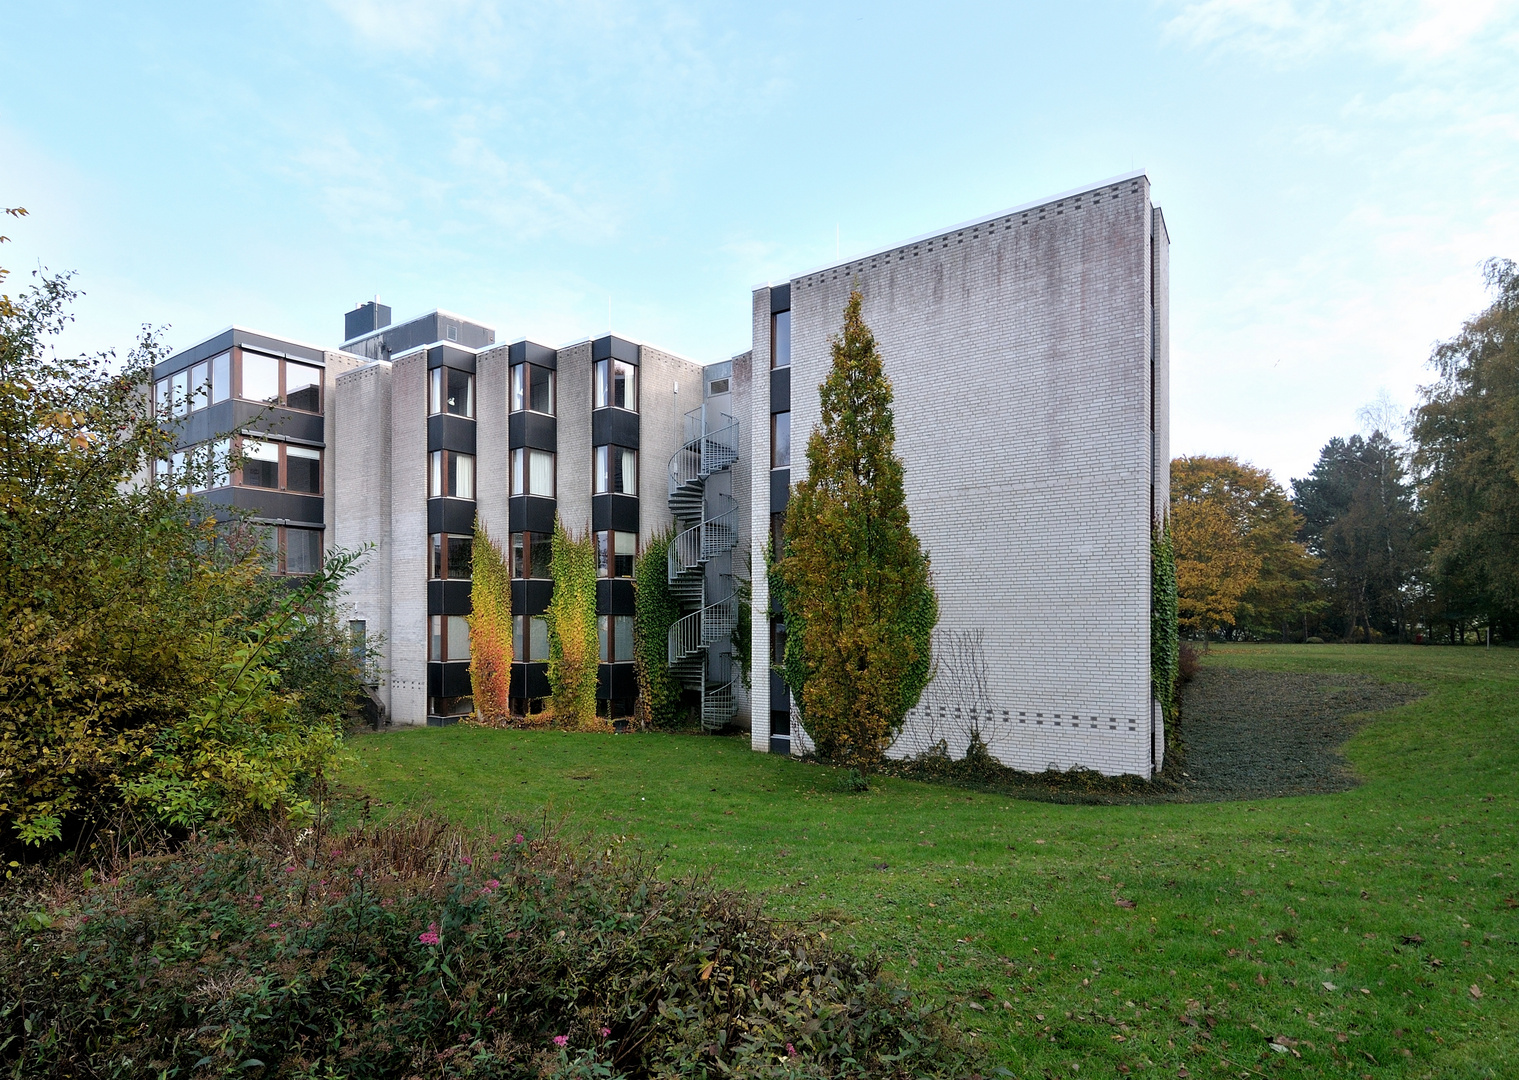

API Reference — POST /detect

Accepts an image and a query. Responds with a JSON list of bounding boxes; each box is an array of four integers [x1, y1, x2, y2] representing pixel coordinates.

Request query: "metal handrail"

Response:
[[667, 496, 737, 581], [667, 415, 738, 496], [667, 592, 737, 666]]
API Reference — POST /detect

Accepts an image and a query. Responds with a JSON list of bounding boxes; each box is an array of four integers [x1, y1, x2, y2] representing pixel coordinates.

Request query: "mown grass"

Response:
[[339, 645, 1519, 1078]]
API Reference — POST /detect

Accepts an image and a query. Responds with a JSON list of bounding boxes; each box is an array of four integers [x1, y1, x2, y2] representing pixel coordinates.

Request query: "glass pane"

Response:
[[615, 615, 633, 663], [510, 448, 523, 496], [596, 531, 609, 577], [430, 615, 443, 662], [190, 361, 210, 412], [593, 360, 609, 409], [772, 309, 791, 368], [598, 615, 610, 663], [212, 439, 232, 488], [429, 367, 444, 415], [614, 531, 636, 578], [530, 365, 554, 414], [242, 439, 279, 488], [513, 615, 525, 660], [254, 524, 279, 569], [511, 533, 525, 578], [448, 534, 472, 579], [528, 450, 552, 497], [286, 362, 321, 412], [430, 450, 444, 498], [286, 445, 321, 493], [510, 364, 525, 412], [617, 447, 637, 495], [529, 616, 549, 660], [772, 412, 791, 469], [447, 615, 471, 661], [242, 352, 280, 404], [430, 533, 444, 579], [451, 453, 475, 499], [446, 368, 473, 417], [593, 445, 608, 494], [155, 378, 171, 417], [529, 531, 552, 578], [285, 528, 322, 575], [171, 369, 189, 417], [613, 360, 636, 411], [210, 351, 230, 404]]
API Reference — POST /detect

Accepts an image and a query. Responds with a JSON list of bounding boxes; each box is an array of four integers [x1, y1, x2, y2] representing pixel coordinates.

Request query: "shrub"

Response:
[[547, 519, 600, 729], [0, 820, 975, 1079], [1178, 641, 1203, 684]]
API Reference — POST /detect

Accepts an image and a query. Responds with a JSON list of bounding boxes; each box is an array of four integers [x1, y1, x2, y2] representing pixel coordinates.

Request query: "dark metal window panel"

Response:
[[770, 670, 791, 708], [770, 366, 791, 414], [427, 498, 476, 535], [769, 468, 790, 514], [428, 661, 473, 698], [591, 493, 639, 534], [596, 662, 637, 702], [508, 495, 556, 534], [591, 335, 639, 364], [591, 408, 640, 449], [769, 734, 791, 755], [206, 487, 324, 525], [425, 345, 477, 372], [769, 284, 791, 314], [427, 413, 478, 454], [509, 662, 552, 700], [508, 410, 557, 451], [508, 340, 557, 369], [428, 579, 473, 616], [511, 578, 554, 616], [596, 578, 635, 616]]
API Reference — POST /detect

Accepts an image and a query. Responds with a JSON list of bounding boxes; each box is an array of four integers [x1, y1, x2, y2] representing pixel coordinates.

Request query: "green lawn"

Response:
[[340, 645, 1518, 1078]]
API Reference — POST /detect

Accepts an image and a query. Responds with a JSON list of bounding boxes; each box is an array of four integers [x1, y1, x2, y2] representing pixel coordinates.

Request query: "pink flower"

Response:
[[513, 833, 525, 844], [268, 921, 281, 928], [418, 922, 441, 946], [600, 1027, 611, 1038], [284, 865, 296, 873], [460, 855, 472, 866], [786, 1043, 797, 1058], [552, 1035, 569, 1048], [482, 879, 501, 893]]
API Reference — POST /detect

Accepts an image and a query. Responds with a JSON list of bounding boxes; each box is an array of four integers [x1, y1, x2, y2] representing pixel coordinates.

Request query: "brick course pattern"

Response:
[[748, 172, 1169, 778]]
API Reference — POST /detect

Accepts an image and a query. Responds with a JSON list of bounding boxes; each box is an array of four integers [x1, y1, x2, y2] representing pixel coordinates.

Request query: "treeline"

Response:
[[1173, 259, 1519, 646]]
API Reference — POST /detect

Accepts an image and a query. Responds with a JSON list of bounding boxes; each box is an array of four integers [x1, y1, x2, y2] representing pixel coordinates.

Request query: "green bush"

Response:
[[632, 526, 686, 728], [0, 820, 974, 1079]]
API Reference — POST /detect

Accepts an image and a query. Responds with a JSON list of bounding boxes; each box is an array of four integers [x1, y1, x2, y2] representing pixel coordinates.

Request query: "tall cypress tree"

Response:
[[775, 288, 937, 768]]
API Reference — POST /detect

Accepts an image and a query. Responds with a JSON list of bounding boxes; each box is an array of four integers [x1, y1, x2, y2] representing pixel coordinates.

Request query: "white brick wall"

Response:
[[476, 345, 511, 545], [388, 353, 429, 726], [750, 174, 1166, 778], [556, 342, 593, 533], [637, 344, 705, 544]]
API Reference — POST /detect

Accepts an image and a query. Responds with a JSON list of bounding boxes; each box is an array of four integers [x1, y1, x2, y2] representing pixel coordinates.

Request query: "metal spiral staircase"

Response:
[[667, 407, 739, 730]]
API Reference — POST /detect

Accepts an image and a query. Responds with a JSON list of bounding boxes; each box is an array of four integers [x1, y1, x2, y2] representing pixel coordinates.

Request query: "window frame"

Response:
[[593, 358, 639, 413], [429, 366, 476, 418], [595, 530, 637, 579], [598, 614, 635, 663], [771, 309, 791, 369], [430, 449, 476, 500], [429, 531, 474, 580], [511, 531, 553, 579], [593, 444, 638, 496], [233, 437, 323, 495], [771, 411, 791, 469], [234, 347, 324, 414], [513, 614, 550, 661], [429, 613, 472, 663], [510, 362, 556, 416], [510, 447, 555, 498]]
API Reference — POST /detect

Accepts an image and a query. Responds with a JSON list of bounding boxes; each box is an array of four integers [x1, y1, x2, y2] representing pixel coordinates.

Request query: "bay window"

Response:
[[510, 363, 555, 414], [242, 439, 280, 489], [513, 614, 550, 661], [510, 448, 554, 497], [593, 445, 637, 495], [596, 531, 636, 578], [429, 614, 471, 662], [598, 615, 634, 663], [430, 450, 476, 499], [284, 527, 323, 575], [242, 352, 281, 405], [285, 362, 322, 412], [593, 358, 637, 411], [429, 532, 474, 580], [511, 531, 553, 578], [429, 367, 475, 417], [285, 445, 321, 493]]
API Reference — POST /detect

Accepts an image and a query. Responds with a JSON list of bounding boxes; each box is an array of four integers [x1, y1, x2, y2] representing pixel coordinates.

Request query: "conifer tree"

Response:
[[468, 524, 512, 724], [775, 288, 937, 768]]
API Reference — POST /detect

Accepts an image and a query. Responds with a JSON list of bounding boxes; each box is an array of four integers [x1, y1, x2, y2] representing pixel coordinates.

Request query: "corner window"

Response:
[[157, 351, 231, 419], [510, 448, 554, 497], [430, 532, 473, 580], [242, 352, 281, 405], [593, 445, 637, 496], [771, 309, 791, 369], [513, 614, 550, 661], [771, 412, 790, 469], [429, 614, 471, 662], [430, 450, 476, 499], [237, 439, 321, 494], [285, 362, 322, 413], [238, 350, 322, 413], [210, 351, 230, 404], [511, 531, 553, 579], [429, 366, 475, 418], [510, 363, 555, 415], [596, 531, 636, 578], [593, 358, 637, 411], [598, 614, 634, 663]]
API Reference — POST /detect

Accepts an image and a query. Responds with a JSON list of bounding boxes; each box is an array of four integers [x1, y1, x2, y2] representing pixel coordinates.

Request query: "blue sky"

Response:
[[2, 1, 1516, 484]]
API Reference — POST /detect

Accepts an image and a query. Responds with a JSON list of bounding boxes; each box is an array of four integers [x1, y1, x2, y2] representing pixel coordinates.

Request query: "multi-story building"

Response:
[[153, 169, 1169, 777]]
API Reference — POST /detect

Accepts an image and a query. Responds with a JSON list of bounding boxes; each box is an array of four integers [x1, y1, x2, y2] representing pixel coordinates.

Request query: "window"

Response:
[[189, 360, 210, 412], [155, 377, 171, 417], [511, 531, 553, 579], [511, 363, 555, 415], [510, 448, 554, 497], [771, 309, 791, 369], [429, 367, 475, 418], [211, 439, 232, 488], [596, 531, 637, 578], [594, 445, 637, 496], [285, 445, 322, 494], [598, 614, 634, 663], [429, 532, 473, 579], [770, 512, 786, 558], [429, 614, 471, 662], [242, 352, 281, 405], [593, 358, 637, 411], [285, 362, 322, 413], [170, 369, 189, 418], [242, 439, 280, 488], [210, 351, 230, 404], [771, 618, 787, 664], [348, 620, 367, 662], [430, 695, 473, 718], [771, 412, 790, 469], [285, 527, 323, 575], [513, 614, 550, 661], [430, 450, 476, 499]]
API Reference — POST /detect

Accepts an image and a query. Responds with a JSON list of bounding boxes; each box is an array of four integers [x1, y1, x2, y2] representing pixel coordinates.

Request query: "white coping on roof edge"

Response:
[[168, 325, 369, 366], [339, 308, 498, 348], [751, 169, 1150, 292]]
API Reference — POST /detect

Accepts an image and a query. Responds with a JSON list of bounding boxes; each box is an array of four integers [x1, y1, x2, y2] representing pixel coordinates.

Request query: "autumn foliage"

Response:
[[774, 289, 937, 769], [467, 524, 512, 724], [546, 519, 600, 729]]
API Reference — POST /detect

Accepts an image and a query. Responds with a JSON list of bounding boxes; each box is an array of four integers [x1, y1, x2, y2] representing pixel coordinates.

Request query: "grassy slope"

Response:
[[341, 646, 1518, 1078]]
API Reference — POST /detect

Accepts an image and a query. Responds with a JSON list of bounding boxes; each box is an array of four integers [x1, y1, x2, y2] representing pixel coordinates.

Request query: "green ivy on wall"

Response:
[[469, 524, 513, 724], [1151, 518, 1180, 726], [633, 526, 686, 728], [546, 519, 599, 729]]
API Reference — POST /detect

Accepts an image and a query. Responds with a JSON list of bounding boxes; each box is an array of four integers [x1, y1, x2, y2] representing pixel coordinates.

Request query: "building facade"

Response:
[[153, 170, 1168, 777]]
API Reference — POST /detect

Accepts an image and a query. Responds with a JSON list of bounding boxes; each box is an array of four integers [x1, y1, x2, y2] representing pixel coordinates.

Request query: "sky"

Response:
[[2, 0, 1516, 486]]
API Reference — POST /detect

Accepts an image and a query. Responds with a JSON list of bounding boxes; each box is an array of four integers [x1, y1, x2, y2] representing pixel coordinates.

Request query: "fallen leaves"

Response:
[[1115, 898, 1137, 909]]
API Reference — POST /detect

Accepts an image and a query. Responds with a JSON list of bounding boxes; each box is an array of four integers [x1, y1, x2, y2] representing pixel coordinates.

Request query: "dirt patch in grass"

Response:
[[880, 666, 1422, 805]]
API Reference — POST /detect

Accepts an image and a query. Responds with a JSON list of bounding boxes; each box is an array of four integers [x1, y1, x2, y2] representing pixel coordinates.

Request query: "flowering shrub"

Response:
[[0, 818, 972, 1078]]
